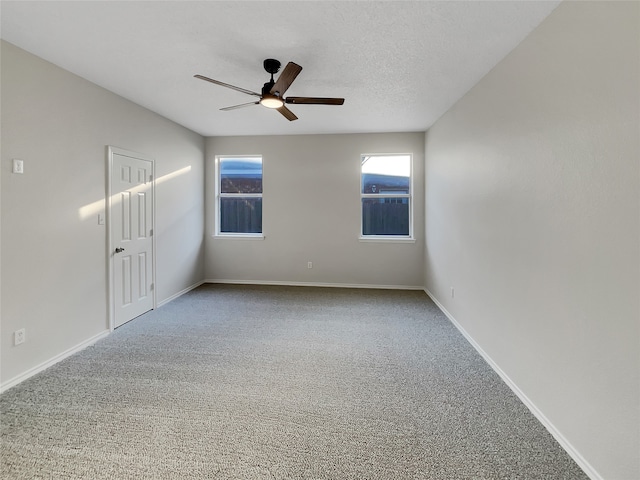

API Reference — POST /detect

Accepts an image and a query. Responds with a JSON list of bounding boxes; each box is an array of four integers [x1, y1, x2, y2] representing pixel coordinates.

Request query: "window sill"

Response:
[[359, 236, 415, 244], [213, 234, 265, 240]]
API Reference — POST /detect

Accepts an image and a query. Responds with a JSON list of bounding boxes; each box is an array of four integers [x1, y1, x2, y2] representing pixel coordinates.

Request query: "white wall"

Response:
[[205, 133, 424, 288], [1, 41, 205, 386], [424, 2, 639, 479]]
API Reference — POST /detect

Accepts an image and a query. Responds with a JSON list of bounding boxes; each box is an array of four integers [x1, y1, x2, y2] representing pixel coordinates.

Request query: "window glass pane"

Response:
[[361, 155, 410, 194], [220, 157, 262, 194], [362, 198, 409, 236], [220, 197, 262, 233]]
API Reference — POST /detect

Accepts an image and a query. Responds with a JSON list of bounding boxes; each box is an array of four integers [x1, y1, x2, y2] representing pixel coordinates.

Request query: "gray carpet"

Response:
[[1, 284, 587, 479]]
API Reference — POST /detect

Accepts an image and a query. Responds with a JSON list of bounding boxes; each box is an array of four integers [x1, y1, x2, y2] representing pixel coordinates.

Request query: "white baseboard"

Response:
[[0, 329, 110, 394], [423, 288, 603, 480], [157, 280, 206, 308], [205, 278, 424, 291]]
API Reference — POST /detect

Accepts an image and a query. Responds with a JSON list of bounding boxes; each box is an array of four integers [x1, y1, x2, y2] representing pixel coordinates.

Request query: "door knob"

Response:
[[115, 247, 125, 253]]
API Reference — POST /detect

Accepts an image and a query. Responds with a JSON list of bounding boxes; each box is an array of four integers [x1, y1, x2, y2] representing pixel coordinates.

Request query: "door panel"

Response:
[[122, 256, 132, 306], [111, 152, 154, 328]]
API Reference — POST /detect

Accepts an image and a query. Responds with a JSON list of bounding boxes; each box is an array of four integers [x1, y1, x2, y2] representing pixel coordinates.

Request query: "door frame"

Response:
[[106, 146, 157, 331]]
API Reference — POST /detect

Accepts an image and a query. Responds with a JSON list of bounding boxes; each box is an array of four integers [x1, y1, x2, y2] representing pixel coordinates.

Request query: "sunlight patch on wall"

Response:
[[78, 166, 192, 220]]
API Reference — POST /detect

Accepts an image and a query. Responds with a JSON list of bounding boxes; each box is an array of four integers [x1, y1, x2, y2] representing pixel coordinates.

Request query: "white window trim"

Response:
[[214, 155, 264, 238], [358, 236, 416, 243], [215, 233, 265, 240], [360, 153, 414, 241]]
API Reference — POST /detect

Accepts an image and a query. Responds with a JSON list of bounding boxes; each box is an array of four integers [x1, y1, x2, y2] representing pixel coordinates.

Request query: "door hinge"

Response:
[[150, 283, 154, 291], [149, 229, 153, 236], [149, 174, 153, 182]]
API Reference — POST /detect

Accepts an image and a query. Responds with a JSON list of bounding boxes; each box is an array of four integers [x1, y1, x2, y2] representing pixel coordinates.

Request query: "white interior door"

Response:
[[110, 150, 154, 328]]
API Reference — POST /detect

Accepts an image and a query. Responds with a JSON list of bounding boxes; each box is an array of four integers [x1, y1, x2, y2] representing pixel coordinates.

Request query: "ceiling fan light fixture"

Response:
[[260, 95, 284, 109]]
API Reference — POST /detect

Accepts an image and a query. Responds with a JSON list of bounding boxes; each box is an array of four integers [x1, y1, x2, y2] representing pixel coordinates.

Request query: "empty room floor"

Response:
[[0, 285, 587, 479]]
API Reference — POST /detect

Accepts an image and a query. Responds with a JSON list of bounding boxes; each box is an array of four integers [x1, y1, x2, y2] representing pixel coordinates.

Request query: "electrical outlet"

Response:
[[12, 159, 24, 174], [14, 328, 26, 346], [307, 261, 313, 269]]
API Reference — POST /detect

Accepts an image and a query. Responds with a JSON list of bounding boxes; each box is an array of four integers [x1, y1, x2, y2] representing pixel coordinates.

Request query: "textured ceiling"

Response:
[[1, 1, 560, 137]]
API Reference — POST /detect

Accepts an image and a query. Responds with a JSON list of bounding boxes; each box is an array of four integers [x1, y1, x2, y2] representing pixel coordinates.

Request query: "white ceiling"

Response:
[[1, 1, 560, 137]]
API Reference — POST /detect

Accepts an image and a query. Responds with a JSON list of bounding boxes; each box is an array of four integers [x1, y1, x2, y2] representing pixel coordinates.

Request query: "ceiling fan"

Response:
[[194, 59, 345, 121]]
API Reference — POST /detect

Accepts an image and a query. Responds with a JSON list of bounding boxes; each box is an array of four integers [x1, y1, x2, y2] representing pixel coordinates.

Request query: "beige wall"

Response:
[[1, 41, 206, 385], [424, 2, 639, 479], [205, 133, 425, 288]]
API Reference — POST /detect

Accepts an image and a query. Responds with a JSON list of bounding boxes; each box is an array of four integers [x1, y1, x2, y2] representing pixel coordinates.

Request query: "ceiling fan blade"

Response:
[[276, 105, 298, 121], [194, 74, 261, 97], [286, 97, 345, 105], [270, 62, 302, 97], [220, 101, 260, 111]]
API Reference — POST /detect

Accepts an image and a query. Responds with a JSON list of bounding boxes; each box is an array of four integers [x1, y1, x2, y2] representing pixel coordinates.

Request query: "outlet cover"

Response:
[[14, 328, 26, 346], [12, 159, 24, 174]]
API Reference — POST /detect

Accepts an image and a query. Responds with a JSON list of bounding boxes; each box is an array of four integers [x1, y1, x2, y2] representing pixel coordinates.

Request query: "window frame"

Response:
[[215, 155, 264, 238], [359, 153, 414, 242]]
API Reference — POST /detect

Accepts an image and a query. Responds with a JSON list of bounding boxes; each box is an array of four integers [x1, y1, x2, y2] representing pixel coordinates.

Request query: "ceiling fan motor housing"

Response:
[[262, 81, 278, 97]]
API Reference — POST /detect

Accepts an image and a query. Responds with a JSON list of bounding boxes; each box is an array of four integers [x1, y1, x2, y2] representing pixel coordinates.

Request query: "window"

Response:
[[216, 156, 263, 235], [361, 154, 412, 237]]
